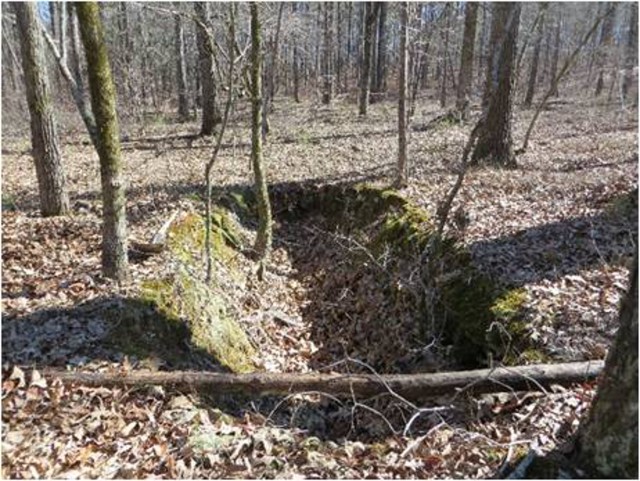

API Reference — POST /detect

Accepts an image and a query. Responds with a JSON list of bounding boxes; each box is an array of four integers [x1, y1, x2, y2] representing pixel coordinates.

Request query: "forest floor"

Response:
[[1, 86, 637, 478]]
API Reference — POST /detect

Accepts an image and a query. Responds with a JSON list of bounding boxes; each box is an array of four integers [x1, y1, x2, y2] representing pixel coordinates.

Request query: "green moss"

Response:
[[2, 193, 17, 211], [519, 348, 550, 363], [104, 295, 191, 367], [373, 205, 431, 253], [226, 190, 253, 215], [108, 205, 255, 373], [438, 277, 532, 366], [167, 211, 242, 264], [491, 289, 528, 321], [265, 183, 539, 368], [140, 267, 256, 373], [604, 188, 638, 220]]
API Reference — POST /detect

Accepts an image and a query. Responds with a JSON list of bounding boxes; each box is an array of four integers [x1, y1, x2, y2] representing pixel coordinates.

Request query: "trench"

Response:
[[268, 185, 440, 374], [216, 181, 538, 375], [0, 181, 543, 441], [1, 181, 536, 380]]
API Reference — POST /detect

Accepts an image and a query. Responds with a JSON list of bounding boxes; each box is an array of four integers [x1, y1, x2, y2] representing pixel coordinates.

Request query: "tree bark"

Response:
[[622, 3, 638, 101], [594, 3, 616, 97], [49, 2, 56, 37], [358, 2, 375, 116], [574, 257, 638, 478], [373, 1, 387, 94], [396, 2, 408, 189], [456, 2, 478, 119], [524, 3, 548, 108], [549, 7, 562, 97], [250, 2, 273, 263], [292, 2, 301, 102], [195, 2, 219, 136], [77, 2, 128, 281], [14, 1, 69, 217], [346, 1, 353, 92], [321, 2, 333, 105], [472, 2, 521, 168], [336, 2, 343, 94], [476, 2, 488, 92], [40, 19, 98, 149], [439, 4, 451, 108], [44, 361, 604, 400], [174, 12, 190, 121]]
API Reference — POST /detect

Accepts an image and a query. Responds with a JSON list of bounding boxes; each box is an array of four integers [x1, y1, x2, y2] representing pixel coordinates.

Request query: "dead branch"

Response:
[[43, 361, 603, 400], [130, 210, 179, 254]]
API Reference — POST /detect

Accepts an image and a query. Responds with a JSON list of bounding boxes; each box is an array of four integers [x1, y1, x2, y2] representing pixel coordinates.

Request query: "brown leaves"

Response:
[[1, 77, 636, 478]]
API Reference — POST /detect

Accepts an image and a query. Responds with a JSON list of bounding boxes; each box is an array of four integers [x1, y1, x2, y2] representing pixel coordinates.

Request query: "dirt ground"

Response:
[[2, 85, 637, 478]]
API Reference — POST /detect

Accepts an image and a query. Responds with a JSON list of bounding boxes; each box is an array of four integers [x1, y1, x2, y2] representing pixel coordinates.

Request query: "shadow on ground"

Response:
[[1, 296, 224, 372]]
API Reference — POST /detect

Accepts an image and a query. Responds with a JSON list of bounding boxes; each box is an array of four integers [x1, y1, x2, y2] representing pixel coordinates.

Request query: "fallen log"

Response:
[[43, 361, 603, 399]]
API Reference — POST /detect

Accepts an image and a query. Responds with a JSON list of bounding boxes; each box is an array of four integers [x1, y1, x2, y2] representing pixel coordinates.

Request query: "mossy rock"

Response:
[[167, 211, 244, 264], [140, 267, 256, 373], [105, 296, 193, 368], [110, 208, 255, 373]]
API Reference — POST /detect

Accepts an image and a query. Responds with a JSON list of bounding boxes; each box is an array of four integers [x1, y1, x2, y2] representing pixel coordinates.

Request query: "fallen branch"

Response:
[[43, 361, 603, 399], [130, 210, 180, 254]]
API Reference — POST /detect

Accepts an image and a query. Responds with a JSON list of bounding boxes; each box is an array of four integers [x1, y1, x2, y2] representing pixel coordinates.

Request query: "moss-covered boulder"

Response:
[[140, 266, 256, 373], [109, 209, 256, 373]]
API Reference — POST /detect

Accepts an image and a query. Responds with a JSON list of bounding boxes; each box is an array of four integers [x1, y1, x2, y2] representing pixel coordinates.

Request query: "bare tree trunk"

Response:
[[594, 3, 616, 97], [2, 20, 22, 92], [622, 2, 638, 101], [195, 2, 219, 136], [574, 255, 638, 478], [77, 1, 128, 281], [585, 3, 602, 88], [138, 10, 150, 109], [373, 2, 387, 94], [261, 3, 284, 141], [58, 2, 67, 61], [346, 1, 353, 92], [321, 2, 333, 104], [524, 3, 548, 108], [41, 18, 98, 149], [267, 2, 284, 106], [456, 2, 478, 119], [396, 2, 409, 189], [472, 2, 521, 168], [118, 2, 132, 103], [358, 2, 375, 116], [250, 2, 273, 264], [476, 2, 488, 92], [549, 7, 562, 97], [335, 2, 342, 94], [175, 12, 190, 121], [292, 2, 301, 102], [14, 2, 69, 218], [439, 4, 451, 108]]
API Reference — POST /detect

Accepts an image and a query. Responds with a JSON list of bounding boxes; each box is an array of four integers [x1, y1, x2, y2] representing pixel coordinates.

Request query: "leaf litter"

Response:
[[1, 88, 637, 477]]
